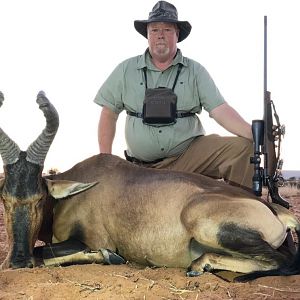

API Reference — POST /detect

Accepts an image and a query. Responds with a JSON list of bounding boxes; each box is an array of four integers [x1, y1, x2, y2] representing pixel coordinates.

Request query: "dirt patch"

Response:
[[1, 191, 300, 300]]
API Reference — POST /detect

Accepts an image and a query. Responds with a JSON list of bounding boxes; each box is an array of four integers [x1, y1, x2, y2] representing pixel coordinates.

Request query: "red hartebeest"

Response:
[[0, 91, 299, 282]]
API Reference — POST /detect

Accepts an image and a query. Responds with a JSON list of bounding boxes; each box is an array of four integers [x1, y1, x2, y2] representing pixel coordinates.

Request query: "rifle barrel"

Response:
[[264, 16, 267, 96]]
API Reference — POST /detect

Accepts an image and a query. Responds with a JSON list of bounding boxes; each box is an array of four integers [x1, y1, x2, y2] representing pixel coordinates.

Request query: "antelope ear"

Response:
[[45, 179, 98, 199]]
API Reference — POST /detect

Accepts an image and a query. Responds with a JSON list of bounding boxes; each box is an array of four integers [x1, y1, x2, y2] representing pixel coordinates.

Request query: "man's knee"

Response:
[[232, 137, 253, 157]]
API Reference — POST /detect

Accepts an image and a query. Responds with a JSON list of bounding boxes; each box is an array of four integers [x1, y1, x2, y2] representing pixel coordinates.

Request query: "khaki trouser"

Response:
[[150, 134, 254, 190]]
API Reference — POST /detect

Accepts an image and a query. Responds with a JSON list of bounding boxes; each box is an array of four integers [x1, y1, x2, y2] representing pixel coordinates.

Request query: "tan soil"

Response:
[[1, 190, 300, 300]]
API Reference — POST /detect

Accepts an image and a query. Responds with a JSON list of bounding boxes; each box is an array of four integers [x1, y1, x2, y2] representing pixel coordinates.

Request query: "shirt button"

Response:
[[161, 148, 164, 151]]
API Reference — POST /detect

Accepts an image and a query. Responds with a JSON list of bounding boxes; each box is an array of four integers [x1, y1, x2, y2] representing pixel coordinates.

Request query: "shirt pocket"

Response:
[[174, 78, 201, 112], [123, 81, 146, 113]]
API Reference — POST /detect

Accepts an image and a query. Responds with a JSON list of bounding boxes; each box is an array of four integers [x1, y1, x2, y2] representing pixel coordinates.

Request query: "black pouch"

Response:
[[142, 87, 177, 125]]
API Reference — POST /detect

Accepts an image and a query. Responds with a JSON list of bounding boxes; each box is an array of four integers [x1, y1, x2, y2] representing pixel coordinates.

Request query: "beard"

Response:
[[150, 44, 172, 62]]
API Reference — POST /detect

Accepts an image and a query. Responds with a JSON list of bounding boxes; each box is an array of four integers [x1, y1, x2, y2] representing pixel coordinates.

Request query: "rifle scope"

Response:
[[251, 120, 264, 196]]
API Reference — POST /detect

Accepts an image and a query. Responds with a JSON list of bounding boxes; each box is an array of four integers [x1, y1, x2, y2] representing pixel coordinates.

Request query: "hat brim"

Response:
[[134, 19, 191, 43]]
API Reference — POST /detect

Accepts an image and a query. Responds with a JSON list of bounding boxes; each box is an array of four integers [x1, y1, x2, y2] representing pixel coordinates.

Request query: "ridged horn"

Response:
[[26, 91, 59, 165], [0, 91, 21, 165]]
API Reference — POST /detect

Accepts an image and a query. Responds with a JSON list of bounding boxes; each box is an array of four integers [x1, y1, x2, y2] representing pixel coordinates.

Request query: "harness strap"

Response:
[[171, 64, 183, 91], [128, 64, 193, 119], [143, 63, 183, 91], [127, 111, 195, 118], [143, 67, 148, 89], [124, 150, 164, 165]]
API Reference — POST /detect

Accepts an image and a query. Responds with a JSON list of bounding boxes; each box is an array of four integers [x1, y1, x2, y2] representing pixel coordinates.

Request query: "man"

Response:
[[94, 1, 254, 190]]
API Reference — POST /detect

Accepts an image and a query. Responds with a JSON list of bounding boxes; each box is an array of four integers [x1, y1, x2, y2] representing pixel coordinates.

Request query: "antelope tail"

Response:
[[235, 224, 300, 282]]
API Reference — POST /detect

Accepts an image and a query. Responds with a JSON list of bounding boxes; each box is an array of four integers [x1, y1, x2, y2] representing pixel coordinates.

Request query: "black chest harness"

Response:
[[127, 64, 195, 125]]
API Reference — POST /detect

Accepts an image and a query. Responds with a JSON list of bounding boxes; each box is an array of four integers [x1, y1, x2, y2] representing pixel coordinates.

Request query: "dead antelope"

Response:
[[0, 91, 299, 282]]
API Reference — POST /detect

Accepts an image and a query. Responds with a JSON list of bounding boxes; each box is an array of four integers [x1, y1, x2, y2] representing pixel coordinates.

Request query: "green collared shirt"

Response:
[[94, 49, 225, 161]]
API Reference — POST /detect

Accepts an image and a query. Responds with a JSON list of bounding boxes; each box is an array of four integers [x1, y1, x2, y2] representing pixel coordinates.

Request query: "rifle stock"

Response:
[[263, 91, 277, 182]]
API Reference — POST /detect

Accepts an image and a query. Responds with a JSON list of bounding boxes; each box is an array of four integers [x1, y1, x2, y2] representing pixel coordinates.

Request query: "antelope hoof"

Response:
[[204, 263, 213, 272], [99, 248, 126, 265], [186, 270, 203, 277]]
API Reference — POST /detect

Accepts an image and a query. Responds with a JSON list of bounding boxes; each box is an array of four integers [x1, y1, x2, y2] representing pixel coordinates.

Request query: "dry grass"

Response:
[[278, 185, 300, 197], [262, 184, 300, 198]]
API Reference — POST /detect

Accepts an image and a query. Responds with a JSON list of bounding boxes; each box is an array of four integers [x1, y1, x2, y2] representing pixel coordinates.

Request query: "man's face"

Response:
[[147, 22, 179, 62]]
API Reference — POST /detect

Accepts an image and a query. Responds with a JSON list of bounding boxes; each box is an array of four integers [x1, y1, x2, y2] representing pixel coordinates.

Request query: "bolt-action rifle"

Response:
[[250, 16, 289, 208]]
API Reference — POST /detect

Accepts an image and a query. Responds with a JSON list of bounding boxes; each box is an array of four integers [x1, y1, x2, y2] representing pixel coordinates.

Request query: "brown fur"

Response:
[[2, 153, 299, 277], [43, 154, 297, 273]]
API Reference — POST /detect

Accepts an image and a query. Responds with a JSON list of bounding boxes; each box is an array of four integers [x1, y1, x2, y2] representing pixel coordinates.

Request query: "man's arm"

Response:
[[98, 106, 119, 153], [210, 103, 253, 140]]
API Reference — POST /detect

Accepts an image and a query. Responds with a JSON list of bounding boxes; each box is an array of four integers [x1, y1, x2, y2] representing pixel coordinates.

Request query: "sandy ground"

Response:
[[1, 189, 300, 300]]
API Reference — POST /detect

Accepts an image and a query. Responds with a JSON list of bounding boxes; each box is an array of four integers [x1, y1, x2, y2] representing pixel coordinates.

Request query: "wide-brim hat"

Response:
[[134, 1, 192, 43]]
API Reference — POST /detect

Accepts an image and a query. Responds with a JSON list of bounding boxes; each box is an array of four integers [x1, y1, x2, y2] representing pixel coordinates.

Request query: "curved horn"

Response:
[[0, 91, 21, 165], [26, 91, 59, 165], [0, 91, 3, 107]]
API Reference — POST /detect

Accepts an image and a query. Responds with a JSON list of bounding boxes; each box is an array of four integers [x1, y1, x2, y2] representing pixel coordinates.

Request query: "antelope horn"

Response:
[[0, 91, 4, 107], [26, 91, 59, 165], [0, 91, 21, 165]]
